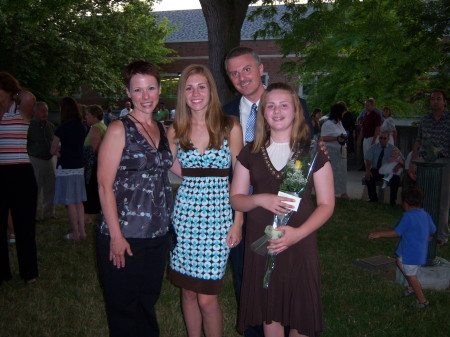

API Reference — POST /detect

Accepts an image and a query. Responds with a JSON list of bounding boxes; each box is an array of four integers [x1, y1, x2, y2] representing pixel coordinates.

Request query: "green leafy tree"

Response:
[[251, 0, 449, 115], [199, 0, 256, 104], [0, 0, 173, 103]]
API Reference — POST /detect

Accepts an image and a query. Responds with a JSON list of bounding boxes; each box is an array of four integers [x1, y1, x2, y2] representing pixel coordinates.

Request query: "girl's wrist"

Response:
[[232, 221, 243, 228]]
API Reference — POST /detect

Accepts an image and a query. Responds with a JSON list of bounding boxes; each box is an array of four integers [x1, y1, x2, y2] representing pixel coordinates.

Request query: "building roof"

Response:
[[156, 5, 308, 43]]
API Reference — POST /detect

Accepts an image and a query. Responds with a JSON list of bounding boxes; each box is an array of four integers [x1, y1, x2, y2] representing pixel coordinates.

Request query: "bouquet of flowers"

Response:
[[251, 140, 319, 289]]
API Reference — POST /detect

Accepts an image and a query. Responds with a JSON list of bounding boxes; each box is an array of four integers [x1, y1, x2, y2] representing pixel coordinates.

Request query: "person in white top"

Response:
[[119, 101, 132, 117], [379, 148, 404, 188], [320, 103, 349, 199], [377, 106, 397, 145]]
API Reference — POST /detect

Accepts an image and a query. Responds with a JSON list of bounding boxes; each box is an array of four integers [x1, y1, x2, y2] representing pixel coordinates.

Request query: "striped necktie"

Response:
[[245, 103, 257, 143]]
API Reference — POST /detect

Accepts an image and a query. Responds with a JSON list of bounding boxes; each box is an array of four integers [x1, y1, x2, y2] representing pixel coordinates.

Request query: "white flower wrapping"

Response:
[[277, 191, 301, 211]]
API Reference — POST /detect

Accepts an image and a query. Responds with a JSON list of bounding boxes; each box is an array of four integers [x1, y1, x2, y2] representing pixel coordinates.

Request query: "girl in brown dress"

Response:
[[230, 83, 335, 337]]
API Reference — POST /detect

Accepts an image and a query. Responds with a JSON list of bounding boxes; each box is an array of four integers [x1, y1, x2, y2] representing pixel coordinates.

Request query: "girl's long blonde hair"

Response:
[[251, 82, 310, 153], [173, 64, 233, 151]]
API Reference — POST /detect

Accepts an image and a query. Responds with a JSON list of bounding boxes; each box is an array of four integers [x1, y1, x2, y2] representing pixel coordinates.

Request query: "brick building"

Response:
[[155, 6, 309, 108], [77, 5, 308, 111]]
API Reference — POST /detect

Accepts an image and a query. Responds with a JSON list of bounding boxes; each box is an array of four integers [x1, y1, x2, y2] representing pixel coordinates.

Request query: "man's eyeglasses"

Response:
[[379, 137, 387, 140]]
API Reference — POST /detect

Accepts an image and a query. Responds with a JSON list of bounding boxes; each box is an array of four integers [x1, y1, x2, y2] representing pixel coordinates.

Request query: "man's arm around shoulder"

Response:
[[223, 96, 242, 118]]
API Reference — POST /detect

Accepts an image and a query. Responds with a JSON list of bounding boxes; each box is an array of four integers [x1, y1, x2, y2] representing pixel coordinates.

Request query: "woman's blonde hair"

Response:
[[252, 82, 310, 153], [173, 64, 233, 151]]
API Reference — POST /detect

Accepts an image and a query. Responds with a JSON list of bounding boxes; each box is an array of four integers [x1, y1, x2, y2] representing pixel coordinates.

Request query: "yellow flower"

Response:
[[295, 160, 302, 170]]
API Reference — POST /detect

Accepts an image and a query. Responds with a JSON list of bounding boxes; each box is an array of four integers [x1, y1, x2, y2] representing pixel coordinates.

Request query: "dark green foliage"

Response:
[[0, 0, 173, 103], [251, 0, 449, 116]]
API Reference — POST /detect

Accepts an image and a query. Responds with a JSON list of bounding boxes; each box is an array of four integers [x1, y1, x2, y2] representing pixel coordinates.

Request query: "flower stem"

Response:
[[263, 253, 277, 289]]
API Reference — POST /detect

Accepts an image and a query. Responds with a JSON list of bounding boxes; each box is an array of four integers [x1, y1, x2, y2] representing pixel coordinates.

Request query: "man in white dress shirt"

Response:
[[223, 46, 312, 337], [119, 101, 132, 117]]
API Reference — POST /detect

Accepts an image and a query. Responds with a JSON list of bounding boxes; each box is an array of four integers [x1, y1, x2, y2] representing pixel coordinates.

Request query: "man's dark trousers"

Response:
[[366, 168, 400, 205]]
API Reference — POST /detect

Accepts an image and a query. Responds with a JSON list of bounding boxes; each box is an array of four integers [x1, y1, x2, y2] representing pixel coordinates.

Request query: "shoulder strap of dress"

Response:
[[156, 120, 165, 135], [119, 115, 133, 146], [156, 121, 170, 150]]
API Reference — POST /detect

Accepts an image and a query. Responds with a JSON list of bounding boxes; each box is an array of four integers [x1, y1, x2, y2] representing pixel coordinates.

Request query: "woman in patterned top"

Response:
[[96, 60, 177, 337], [166, 64, 243, 337], [0, 73, 38, 284]]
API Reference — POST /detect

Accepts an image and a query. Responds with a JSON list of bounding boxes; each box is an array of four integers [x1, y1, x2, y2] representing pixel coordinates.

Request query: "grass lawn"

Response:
[[1, 198, 449, 336]]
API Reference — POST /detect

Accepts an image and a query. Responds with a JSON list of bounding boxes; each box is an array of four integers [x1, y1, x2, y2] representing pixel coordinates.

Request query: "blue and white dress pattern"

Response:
[[170, 140, 232, 282]]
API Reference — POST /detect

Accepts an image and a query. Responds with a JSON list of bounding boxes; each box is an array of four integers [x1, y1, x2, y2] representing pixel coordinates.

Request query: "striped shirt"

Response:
[[0, 103, 30, 165]]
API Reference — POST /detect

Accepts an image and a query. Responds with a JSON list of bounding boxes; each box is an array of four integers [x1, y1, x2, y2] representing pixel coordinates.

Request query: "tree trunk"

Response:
[[199, 0, 252, 105]]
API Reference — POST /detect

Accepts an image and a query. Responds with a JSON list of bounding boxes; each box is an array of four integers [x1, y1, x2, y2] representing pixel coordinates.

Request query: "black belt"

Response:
[[182, 168, 229, 177]]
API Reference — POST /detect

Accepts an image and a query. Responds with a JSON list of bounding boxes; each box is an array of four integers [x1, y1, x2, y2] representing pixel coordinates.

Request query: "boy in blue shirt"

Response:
[[368, 186, 436, 308]]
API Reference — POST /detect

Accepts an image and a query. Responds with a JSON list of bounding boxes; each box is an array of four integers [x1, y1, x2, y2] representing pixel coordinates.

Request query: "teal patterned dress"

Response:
[[168, 139, 232, 295]]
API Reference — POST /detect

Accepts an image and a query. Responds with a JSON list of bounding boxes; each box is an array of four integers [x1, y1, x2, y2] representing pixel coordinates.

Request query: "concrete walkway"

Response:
[[346, 169, 365, 200]]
